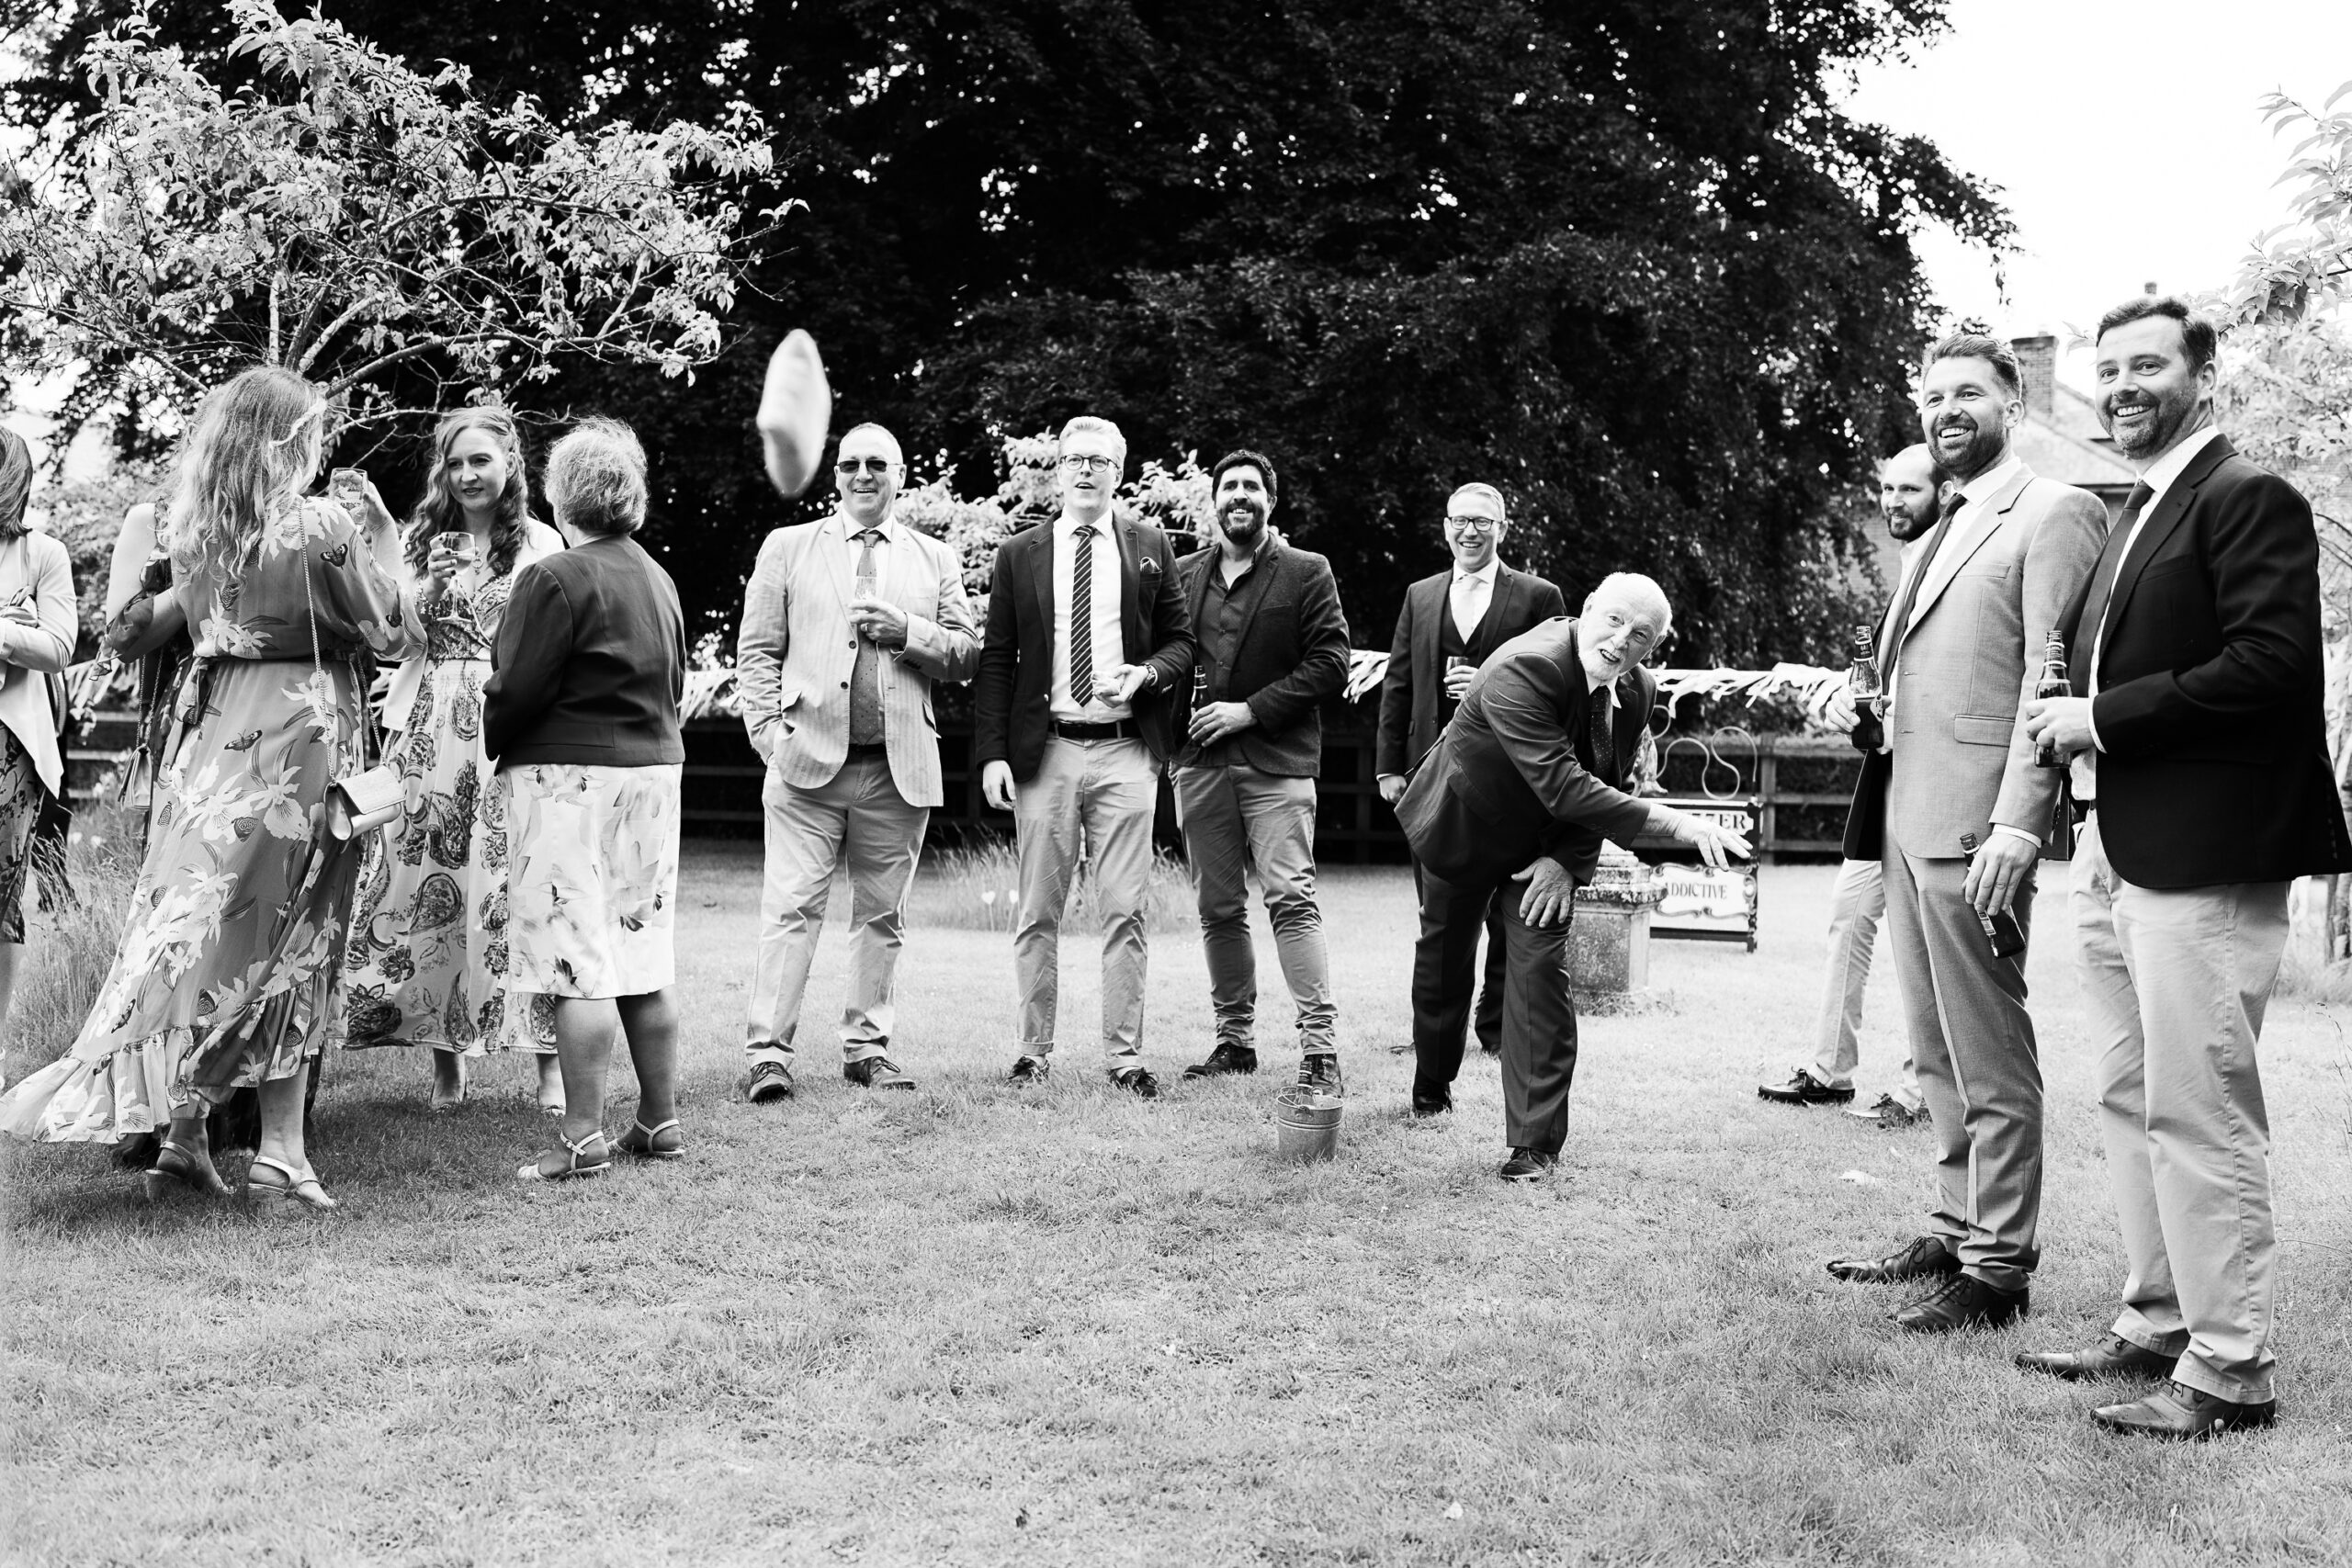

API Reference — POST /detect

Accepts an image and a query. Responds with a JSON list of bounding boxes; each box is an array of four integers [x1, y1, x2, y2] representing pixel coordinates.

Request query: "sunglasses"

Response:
[[835, 457, 896, 475]]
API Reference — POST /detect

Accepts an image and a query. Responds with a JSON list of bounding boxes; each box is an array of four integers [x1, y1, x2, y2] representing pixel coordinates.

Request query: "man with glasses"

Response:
[[977, 415, 1194, 1096], [1397, 574, 1750, 1179], [1375, 483, 1566, 1057], [736, 422, 980, 1101]]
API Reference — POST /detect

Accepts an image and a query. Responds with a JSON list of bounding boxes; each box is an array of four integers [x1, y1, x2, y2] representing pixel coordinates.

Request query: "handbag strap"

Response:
[[297, 510, 370, 775]]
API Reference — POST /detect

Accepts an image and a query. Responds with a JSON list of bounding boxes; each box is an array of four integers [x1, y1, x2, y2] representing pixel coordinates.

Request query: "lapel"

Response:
[[1227, 536, 1280, 654], [1025, 520, 1056, 653], [1473, 567, 1518, 659], [2098, 435, 2235, 672], [1184, 543, 1216, 635], [1115, 519, 1146, 659], [820, 513, 855, 611], [1903, 465, 2030, 645]]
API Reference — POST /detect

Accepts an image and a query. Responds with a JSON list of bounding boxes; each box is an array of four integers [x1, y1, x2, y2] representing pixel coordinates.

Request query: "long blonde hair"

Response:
[[405, 404, 532, 581], [164, 367, 330, 569]]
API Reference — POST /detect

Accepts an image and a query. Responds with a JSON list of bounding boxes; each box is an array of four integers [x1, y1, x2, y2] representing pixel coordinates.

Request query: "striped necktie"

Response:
[[1070, 525, 1096, 706]]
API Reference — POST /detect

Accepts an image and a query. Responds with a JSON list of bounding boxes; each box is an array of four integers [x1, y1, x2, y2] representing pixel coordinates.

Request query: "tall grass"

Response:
[[6, 797, 143, 1071], [910, 840, 1199, 934]]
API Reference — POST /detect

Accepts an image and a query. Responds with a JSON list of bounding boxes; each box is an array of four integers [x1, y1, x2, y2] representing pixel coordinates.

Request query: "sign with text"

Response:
[[1633, 796, 1761, 949]]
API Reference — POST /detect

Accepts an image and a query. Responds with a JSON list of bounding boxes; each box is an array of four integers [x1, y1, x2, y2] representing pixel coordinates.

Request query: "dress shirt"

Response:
[[2073, 424, 2227, 802], [1049, 509, 1131, 722], [1450, 558, 1498, 642]]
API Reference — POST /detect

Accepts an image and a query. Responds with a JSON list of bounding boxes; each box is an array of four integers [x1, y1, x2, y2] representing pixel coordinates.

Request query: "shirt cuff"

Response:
[[2086, 703, 2104, 753], [1989, 824, 2041, 851]]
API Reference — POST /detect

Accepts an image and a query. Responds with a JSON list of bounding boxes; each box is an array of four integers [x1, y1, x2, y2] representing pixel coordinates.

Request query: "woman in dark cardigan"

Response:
[[482, 419, 689, 1181]]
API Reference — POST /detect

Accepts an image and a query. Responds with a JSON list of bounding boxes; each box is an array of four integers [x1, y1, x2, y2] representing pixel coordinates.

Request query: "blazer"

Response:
[[1843, 463, 2105, 862], [0, 531, 78, 797], [975, 514, 1195, 782], [1396, 618, 1657, 887], [1170, 535, 1351, 777], [483, 534, 687, 768], [2066, 434, 2352, 888], [1376, 562, 1567, 778], [736, 511, 980, 808]]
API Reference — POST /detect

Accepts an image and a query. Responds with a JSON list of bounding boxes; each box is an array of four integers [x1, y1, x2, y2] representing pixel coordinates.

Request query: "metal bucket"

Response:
[[1274, 1088, 1343, 1163]]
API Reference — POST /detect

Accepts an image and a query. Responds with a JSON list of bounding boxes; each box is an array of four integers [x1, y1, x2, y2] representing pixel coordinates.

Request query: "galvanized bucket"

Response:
[[1274, 1087, 1343, 1163]]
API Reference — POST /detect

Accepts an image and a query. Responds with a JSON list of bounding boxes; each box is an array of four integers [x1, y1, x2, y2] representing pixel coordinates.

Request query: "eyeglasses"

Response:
[[835, 457, 896, 475], [1058, 454, 1119, 475], [1444, 514, 1499, 532]]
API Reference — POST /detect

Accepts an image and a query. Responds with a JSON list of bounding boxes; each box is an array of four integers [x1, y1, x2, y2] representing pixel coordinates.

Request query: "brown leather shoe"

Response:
[[2092, 1382, 2276, 1440], [1890, 1272, 2028, 1333], [2016, 1333, 2177, 1382], [1826, 1234, 1960, 1284]]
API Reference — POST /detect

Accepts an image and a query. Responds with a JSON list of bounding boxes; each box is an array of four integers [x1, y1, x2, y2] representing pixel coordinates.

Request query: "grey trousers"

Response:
[[1012, 736, 1159, 1070], [1807, 857, 1923, 1110], [1172, 763, 1336, 1056], [744, 753, 929, 1066], [2074, 817, 2286, 1404], [1883, 830, 2042, 1292]]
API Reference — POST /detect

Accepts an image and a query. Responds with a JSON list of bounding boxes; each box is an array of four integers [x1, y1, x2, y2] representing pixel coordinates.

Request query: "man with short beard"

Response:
[[1821, 334, 2105, 1332], [1170, 450, 1352, 1092], [2018, 297, 2352, 1438], [1759, 442, 1948, 1127]]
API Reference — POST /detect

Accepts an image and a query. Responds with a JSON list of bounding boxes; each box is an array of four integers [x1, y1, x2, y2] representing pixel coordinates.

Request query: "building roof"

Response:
[[2016, 386, 2137, 493]]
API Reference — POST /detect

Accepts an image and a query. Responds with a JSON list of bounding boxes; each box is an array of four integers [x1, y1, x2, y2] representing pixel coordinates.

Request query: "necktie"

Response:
[[1452, 572, 1487, 642], [848, 529, 884, 745], [1071, 525, 1096, 706], [1589, 684, 1617, 783], [2073, 479, 2156, 689], [1877, 490, 1965, 697]]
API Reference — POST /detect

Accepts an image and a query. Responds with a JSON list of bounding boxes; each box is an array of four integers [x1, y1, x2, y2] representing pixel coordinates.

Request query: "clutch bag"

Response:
[[326, 763, 403, 840]]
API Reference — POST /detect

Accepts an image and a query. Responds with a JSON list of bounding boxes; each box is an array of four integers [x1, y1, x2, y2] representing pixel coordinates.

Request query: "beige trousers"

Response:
[[2072, 816, 2287, 1404]]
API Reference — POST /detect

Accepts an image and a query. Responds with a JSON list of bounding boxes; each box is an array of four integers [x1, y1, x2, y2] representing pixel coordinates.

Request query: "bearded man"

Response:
[[1169, 448, 1353, 1093]]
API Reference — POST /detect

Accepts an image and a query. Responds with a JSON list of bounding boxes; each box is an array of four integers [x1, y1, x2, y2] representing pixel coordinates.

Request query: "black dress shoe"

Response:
[[1113, 1066, 1160, 1100], [1182, 1043, 1258, 1079], [1758, 1066, 1856, 1106], [1827, 1234, 1961, 1284], [843, 1055, 915, 1090], [2092, 1381, 2276, 1440], [2016, 1332, 2177, 1382], [1890, 1272, 2029, 1333], [1498, 1147, 1559, 1182], [744, 1061, 796, 1104], [1409, 1080, 1452, 1117], [1008, 1055, 1050, 1084], [1297, 1053, 1342, 1098]]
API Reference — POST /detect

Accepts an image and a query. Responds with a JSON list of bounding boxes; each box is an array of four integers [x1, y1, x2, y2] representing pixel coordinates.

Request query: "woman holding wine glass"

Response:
[[334, 406, 566, 1112]]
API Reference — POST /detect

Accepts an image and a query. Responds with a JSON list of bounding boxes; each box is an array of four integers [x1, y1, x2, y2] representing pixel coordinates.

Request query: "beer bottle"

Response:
[[2032, 631, 2070, 769], [1959, 831, 2028, 959], [1848, 627, 1883, 751]]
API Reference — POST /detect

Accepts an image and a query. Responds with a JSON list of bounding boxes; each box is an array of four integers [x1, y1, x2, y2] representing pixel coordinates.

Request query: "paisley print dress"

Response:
[[336, 548, 558, 1055], [0, 501, 414, 1141]]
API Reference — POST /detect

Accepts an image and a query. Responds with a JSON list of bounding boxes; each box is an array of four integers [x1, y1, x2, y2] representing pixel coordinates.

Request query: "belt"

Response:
[[1049, 719, 1139, 741], [844, 741, 888, 758]]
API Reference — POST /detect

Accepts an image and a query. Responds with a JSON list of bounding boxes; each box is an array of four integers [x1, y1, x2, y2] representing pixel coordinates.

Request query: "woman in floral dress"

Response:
[[0, 367, 416, 1208], [335, 407, 564, 1111]]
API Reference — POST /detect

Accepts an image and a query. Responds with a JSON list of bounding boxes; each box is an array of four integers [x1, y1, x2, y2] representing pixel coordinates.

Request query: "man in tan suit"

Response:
[[1823, 333, 2106, 1331], [737, 421, 980, 1099]]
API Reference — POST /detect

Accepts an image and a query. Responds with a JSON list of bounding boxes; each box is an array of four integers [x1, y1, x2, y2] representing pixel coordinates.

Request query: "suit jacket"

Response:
[[484, 535, 686, 768], [2066, 434, 2352, 888], [975, 514, 1195, 781], [0, 530, 77, 797], [1376, 563, 1566, 778], [1170, 536, 1351, 776], [1396, 618, 1657, 886], [1843, 464, 2105, 861], [735, 511, 980, 808]]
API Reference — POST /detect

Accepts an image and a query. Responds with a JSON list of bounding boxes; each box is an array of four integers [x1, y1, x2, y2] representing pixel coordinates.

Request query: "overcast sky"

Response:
[[1841, 0, 2352, 382]]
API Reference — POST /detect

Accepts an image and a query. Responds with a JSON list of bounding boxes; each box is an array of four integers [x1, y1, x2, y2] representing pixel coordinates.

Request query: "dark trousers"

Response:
[[1412, 867, 1578, 1154], [1411, 858, 1509, 1052]]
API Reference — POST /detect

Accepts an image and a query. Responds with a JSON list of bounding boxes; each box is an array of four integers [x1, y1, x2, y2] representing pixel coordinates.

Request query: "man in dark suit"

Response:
[[1396, 574, 1749, 1179], [977, 415, 1195, 1096], [1170, 449, 1352, 1094], [2020, 296, 2352, 1439], [1376, 483, 1568, 1055]]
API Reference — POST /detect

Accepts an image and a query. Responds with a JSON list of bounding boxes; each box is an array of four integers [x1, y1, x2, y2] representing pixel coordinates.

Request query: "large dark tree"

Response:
[[11, 0, 2006, 661]]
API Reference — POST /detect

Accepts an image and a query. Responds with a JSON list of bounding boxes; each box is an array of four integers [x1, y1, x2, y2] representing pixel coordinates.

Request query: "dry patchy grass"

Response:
[[6, 849, 2351, 1566]]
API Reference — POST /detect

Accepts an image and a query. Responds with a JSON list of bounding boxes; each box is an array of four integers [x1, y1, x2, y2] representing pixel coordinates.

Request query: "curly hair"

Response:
[[164, 367, 331, 569], [405, 405, 533, 581]]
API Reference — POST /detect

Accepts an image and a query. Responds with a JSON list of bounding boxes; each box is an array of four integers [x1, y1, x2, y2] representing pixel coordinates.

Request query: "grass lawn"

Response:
[[6, 845, 2351, 1566]]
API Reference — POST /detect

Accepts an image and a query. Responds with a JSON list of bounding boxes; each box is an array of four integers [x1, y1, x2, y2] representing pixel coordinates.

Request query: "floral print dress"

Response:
[[0, 502, 413, 1142], [336, 547, 558, 1055]]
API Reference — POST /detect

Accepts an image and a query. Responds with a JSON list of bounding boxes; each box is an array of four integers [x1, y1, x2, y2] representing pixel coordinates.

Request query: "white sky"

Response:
[[1840, 0, 2352, 384]]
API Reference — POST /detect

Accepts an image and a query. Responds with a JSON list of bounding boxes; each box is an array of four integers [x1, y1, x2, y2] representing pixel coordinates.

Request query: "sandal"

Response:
[[245, 1156, 339, 1212], [143, 1138, 232, 1200], [517, 1129, 611, 1183], [429, 1052, 469, 1112], [615, 1118, 684, 1161]]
